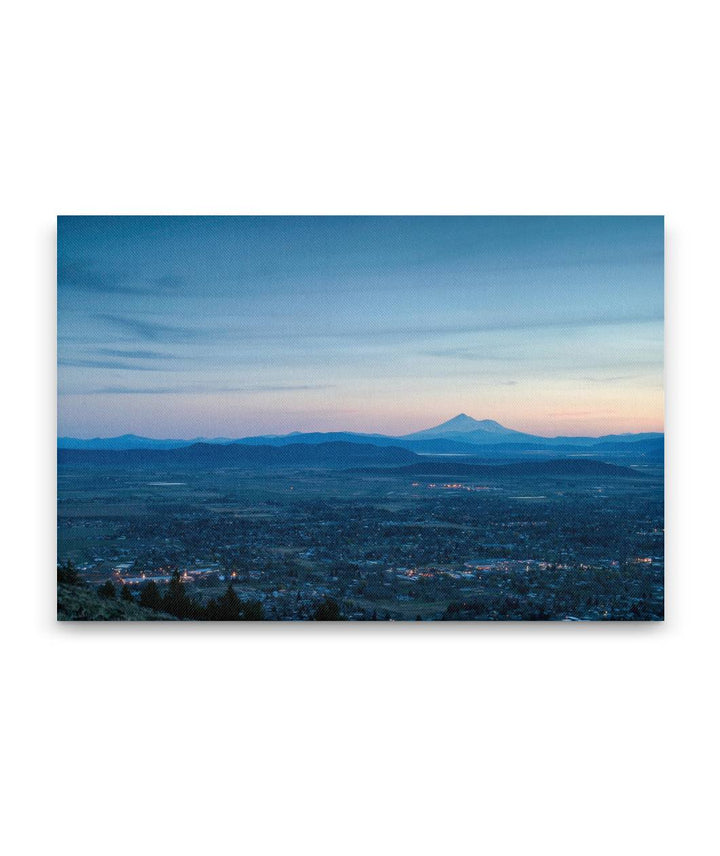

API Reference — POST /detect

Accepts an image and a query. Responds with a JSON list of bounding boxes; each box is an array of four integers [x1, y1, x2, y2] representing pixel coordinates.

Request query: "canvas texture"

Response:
[[57, 216, 664, 621]]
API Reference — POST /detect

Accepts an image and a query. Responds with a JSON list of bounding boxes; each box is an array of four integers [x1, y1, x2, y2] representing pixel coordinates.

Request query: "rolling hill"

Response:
[[57, 441, 419, 470], [354, 459, 640, 478]]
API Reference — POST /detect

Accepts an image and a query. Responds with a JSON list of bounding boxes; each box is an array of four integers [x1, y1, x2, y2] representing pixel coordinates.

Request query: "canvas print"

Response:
[[57, 216, 664, 621]]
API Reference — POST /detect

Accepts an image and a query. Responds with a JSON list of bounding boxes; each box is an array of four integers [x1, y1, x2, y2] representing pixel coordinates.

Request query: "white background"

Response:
[[2, 2, 718, 854]]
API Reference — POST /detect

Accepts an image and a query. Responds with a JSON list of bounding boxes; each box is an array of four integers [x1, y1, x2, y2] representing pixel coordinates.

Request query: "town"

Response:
[[57, 463, 664, 620]]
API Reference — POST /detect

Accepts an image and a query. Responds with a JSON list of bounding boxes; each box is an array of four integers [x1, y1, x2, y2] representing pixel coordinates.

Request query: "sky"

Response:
[[57, 216, 664, 438]]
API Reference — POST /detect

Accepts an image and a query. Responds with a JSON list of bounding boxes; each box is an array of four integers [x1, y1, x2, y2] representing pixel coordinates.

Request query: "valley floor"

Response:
[[57, 463, 664, 621]]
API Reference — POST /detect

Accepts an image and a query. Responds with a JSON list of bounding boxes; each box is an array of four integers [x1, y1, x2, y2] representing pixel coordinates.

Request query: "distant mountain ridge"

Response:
[[57, 433, 232, 451], [58, 414, 663, 452]]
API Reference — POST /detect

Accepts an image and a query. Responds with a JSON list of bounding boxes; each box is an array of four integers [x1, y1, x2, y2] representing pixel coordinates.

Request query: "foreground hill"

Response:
[[57, 583, 174, 621]]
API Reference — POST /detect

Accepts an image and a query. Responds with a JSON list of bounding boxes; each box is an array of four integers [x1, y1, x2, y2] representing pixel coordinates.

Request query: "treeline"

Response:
[[131, 572, 266, 620], [59, 561, 264, 620], [58, 562, 344, 621]]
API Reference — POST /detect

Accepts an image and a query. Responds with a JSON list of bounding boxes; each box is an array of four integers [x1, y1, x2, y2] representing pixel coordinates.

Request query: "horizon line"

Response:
[[57, 419, 665, 443]]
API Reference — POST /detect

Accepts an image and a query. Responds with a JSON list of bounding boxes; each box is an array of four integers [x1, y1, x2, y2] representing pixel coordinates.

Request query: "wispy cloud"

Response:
[[90, 310, 664, 349], [58, 358, 169, 372], [95, 348, 178, 360], [581, 375, 636, 384], [420, 347, 515, 362], [59, 261, 186, 296], [97, 315, 203, 343], [58, 261, 126, 294], [154, 275, 185, 292], [413, 312, 663, 348], [61, 384, 335, 396]]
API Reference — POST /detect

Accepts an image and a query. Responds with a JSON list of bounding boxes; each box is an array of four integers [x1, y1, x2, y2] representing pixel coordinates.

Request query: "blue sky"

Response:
[[58, 216, 663, 438]]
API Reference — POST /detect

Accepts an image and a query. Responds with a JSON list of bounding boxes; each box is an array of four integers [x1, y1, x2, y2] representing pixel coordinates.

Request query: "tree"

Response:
[[57, 560, 81, 585], [139, 580, 162, 611], [313, 597, 341, 621], [206, 584, 242, 620], [162, 571, 203, 619], [120, 584, 134, 602], [242, 600, 265, 621], [97, 580, 116, 599], [162, 571, 192, 618]]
